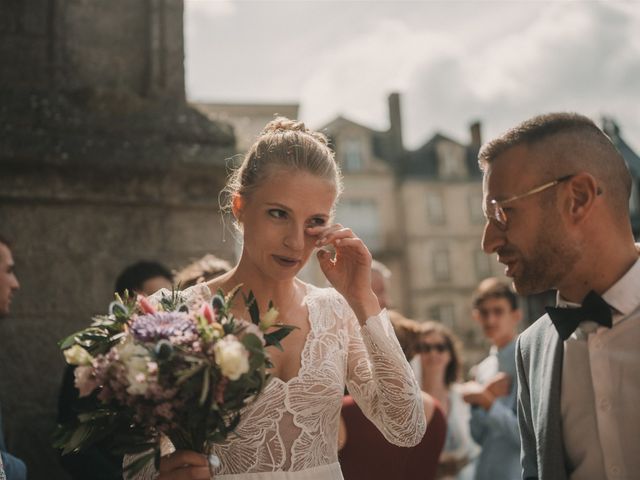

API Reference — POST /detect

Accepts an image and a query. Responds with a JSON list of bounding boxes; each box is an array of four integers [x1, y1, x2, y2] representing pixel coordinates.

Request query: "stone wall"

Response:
[[0, 1, 236, 478]]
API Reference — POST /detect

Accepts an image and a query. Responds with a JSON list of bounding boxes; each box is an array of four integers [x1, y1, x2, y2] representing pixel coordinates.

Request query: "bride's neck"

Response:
[[211, 261, 301, 311]]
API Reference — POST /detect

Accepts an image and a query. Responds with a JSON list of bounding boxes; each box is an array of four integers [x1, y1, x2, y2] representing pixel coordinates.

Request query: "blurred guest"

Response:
[[57, 260, 173, 480], [114, 260, 173, 297], [174, 253, 232, 289], [481, 113, 640, 479], [461, 278, 520, 480], [339, 311, 446, 480], [414, 321, 479, 480], [370, 259, 392, 309], [0, 235, 26, 480]]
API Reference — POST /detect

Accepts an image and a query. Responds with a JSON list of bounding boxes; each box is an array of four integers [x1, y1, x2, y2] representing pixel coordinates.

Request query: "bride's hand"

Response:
[[308, 224, 380, 324], [158, 450, 211, 479]]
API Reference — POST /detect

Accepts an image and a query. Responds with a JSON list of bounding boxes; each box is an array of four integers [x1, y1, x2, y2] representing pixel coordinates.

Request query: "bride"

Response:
[[127, 118, 426, 479]]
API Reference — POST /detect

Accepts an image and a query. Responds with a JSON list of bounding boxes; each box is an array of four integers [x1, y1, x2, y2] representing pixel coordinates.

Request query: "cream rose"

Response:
[[64, 345, 94, 366], [213, 336, 250, 381]]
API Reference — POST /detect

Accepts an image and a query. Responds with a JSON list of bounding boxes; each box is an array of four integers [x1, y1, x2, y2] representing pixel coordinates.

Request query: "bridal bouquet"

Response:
[[53, 286, 294, 475]]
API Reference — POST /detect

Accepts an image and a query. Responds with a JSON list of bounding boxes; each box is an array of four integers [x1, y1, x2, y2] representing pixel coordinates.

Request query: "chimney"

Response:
[[388, 92, 403, 156], [470, 121, 482, 148]]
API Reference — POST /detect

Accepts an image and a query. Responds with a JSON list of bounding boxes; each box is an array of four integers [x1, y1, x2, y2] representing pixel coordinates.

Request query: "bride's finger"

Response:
[[160, 450, 208, 472], [333, 237, 372, 262], [316, 228, 355, 247]]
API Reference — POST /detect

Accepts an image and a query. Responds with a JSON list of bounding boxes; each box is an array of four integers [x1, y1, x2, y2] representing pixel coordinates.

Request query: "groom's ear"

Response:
[[231, 194, 244, 221]]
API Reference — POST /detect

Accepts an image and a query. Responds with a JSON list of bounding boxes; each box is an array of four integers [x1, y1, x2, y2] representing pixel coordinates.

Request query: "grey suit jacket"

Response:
[[515, 314, 569, 480]]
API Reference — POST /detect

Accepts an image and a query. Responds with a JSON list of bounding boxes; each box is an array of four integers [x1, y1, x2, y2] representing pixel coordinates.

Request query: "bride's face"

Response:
[[234, 168, 336, 281]]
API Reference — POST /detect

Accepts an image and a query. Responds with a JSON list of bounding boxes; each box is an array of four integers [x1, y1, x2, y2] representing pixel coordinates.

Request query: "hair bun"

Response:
[[261, 116, 329, 146]]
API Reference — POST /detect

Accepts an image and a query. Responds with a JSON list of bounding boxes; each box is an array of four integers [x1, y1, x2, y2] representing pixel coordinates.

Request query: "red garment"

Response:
[[339, 395, 446, 480]]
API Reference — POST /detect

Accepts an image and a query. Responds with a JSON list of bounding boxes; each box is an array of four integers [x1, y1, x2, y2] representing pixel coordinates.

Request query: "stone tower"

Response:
[[0, 1, 235, 478]]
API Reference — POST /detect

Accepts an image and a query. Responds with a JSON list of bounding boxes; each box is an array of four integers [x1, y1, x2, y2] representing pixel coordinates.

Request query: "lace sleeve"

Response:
[[340, 298, 426, 447]]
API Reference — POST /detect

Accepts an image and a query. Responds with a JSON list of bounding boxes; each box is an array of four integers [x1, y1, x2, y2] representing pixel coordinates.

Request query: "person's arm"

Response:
[[469, 403, 489, 444], [515, 336, 538, 480], [0, 451, 26, 480]]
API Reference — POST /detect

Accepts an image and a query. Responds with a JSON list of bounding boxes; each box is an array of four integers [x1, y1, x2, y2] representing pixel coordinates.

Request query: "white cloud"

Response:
[[186, 0, 236, 18], [299, 2, 640, 150], [300, 19, 461, 131], [185, 1, 640, 151]]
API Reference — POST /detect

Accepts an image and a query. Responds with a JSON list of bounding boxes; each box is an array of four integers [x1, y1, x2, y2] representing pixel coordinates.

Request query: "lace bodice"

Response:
[[126, 283, 426, 478]]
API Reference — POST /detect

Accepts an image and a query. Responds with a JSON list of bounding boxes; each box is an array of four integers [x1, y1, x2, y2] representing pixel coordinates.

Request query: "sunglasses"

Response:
[[415, 342, 448, 354]]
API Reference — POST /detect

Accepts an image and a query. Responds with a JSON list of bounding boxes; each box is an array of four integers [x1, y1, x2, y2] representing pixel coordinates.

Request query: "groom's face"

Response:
[[481, 146, 578, 295], [0, 242, 20, 318]]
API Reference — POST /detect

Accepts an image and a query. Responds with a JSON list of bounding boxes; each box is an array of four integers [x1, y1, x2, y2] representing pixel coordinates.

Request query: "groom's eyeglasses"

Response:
[[483, 174, 575, 230], [415, 342, 448, 354]]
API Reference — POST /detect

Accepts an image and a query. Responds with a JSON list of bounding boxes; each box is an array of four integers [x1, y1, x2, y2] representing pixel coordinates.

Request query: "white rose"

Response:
[[64, 345, 94, 366], [214, 336, 250, 381]]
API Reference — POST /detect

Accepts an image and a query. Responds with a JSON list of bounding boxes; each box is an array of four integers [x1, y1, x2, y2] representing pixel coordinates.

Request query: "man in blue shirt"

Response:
[[462, 278, 521, 480], [0, 235, 26, 480]]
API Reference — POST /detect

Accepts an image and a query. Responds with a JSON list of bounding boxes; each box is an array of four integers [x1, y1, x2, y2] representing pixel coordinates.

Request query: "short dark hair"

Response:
[[479, 113, 604, 169], [415, 321, 463, 386], [478, 112, 631, 212], [388, 310, 419, 361], [115, 261, 173, 296], [0, 234, 11, 249], [472, 277, 518, 311]]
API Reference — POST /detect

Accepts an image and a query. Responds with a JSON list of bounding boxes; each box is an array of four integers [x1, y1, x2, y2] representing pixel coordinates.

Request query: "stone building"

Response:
[[195, 102, 300, 152], [0, 2, 234, 478], [320, 94, 407, 309], [398, 124, 497, 347]]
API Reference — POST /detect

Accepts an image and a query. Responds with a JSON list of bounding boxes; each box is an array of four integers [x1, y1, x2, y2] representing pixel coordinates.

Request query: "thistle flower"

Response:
[[130, 312, 197, 345]]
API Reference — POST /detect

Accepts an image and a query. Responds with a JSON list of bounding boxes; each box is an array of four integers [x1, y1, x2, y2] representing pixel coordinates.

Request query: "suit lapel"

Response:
[[537, 318, 566, 478]]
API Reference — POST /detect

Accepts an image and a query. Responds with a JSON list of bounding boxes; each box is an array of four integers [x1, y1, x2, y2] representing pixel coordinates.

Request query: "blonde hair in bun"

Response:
[[222, 116, 343, 218]]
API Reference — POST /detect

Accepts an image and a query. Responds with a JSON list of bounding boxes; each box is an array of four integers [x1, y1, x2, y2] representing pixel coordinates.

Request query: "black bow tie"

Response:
[[546, 290, 613, 341]]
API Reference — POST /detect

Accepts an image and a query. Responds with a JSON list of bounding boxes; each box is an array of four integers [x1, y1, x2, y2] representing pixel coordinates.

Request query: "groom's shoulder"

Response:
[[517, 313, 554, 352]]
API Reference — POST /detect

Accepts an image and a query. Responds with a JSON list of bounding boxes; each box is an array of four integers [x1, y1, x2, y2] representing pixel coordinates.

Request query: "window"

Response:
[[468, 192, 485, 224], [343, 138, 363, 172], [428, 303, 456, 328], [437, 142, 467, 179], [474, 250, 492, 280], [335, 199, 380, 251], [426, 191, 445, 225], [432, 249, 450, 281]]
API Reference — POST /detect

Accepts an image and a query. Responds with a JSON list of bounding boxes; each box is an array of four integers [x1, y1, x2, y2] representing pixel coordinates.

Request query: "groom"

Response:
[[479, 113, 639, 480], [0, 235, 26, 480]]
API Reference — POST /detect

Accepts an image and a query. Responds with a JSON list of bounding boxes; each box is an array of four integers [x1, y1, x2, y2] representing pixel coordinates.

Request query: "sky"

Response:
[[185, 0, 640, 151]]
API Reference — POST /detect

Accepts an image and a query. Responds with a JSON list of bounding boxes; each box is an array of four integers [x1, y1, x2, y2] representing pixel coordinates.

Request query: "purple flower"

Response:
[[130, 312, 197, 345]]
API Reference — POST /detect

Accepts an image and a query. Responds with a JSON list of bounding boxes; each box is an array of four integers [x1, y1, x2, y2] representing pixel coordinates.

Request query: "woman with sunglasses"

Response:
[[412, 322, 478, 480]]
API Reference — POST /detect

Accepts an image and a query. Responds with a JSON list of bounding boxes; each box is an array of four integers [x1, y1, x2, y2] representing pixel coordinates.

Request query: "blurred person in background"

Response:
[[57, 260, 173, 480], [339, 311, 445, 480], [174, 253, 232, 289], [461, 278, 520, 480], [0, 234, 26, 480], [370, 259, 392, 310], [414, 321, 479, 480]]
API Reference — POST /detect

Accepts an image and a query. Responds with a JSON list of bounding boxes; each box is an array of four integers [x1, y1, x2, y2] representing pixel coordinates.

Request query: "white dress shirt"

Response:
[[560, 258, 640, 480]]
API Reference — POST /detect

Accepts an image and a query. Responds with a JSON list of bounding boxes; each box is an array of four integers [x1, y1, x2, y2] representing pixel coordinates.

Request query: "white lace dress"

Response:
[[126, 283, 426, 479]]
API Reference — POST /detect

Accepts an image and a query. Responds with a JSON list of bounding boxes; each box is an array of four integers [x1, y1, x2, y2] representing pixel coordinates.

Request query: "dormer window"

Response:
[[343, 138, 363, 172]]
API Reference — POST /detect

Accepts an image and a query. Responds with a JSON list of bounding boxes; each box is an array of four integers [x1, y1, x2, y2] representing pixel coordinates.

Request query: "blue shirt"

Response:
[[469, 340, 521, 480], [0, 405, 26, 480]]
